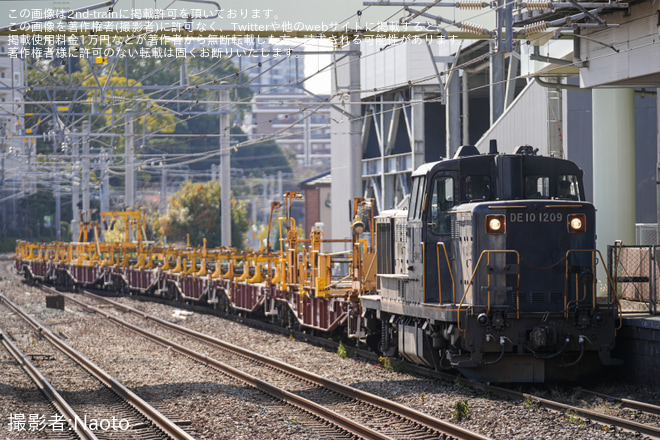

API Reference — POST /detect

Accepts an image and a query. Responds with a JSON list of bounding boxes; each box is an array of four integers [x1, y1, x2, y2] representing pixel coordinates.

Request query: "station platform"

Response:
[[614, 313, 660, 386]]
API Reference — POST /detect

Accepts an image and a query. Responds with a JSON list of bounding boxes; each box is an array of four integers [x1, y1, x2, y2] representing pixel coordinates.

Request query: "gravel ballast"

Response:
[[0, 264, 654, 440]]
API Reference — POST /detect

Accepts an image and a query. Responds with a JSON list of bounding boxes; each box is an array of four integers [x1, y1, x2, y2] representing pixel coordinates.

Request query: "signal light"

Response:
[[568, 214, 586, 234], [486, 214, 505, 235]]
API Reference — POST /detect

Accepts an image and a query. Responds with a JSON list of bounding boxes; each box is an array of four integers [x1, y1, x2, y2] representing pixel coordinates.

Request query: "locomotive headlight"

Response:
[[486, 215, 505, 235], [570, 217, 582, 230], [568, 214, 586, 234]]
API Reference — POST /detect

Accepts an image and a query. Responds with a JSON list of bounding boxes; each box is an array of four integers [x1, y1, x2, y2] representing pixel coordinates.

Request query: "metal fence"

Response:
[[607, 244, 658, 315]]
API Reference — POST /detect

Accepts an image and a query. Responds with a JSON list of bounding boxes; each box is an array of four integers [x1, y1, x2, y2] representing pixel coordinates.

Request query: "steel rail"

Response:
[[29, 282, 658, 439], [396, 360, 660, 440], [486, 384, 660, 439], [0, 328, 100, 440], [0, 294, 196, 440], [72, 288, 491, 440], [45, 289, 393, 440], [580, 389, 660, 417]]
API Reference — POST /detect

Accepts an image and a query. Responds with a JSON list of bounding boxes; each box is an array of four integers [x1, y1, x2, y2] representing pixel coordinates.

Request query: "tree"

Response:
[[18, 185, 72, 241], [230, 126, 293, 176], [155, 180, 249, 249]]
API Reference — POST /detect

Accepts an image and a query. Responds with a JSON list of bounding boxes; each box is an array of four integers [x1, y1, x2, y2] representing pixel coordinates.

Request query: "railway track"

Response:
[[5, 261, 659, 440], [0, 293, 197, 440], [579, 388, 660, 417], [0, 327, 79, 440], [52, 286, 491, 440], [78, 289, 660, 439], [213, 298, 660, 439]]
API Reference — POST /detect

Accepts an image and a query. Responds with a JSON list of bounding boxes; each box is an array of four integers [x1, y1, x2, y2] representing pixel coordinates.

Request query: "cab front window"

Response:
[[524, 175, 549, 199], [557, 175, 580, 200]]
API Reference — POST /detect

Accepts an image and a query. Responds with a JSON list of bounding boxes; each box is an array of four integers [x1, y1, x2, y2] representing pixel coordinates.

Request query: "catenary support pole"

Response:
[[220, 87, 231, 247], [125, 115, 135, 209]]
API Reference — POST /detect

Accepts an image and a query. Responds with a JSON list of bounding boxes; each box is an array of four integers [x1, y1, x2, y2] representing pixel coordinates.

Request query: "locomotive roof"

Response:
[[412, 148, 583, 178]]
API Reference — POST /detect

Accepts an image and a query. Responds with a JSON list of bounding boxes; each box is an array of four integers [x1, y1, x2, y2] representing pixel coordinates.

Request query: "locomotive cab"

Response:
[[364, 145, 621, 382]]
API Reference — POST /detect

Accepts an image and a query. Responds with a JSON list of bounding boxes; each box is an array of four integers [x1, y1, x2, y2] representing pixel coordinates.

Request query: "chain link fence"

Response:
[[607, 244, 658, 315]]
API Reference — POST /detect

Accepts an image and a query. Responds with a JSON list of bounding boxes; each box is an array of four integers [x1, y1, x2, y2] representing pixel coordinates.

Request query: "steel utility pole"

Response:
[[100, 149, 110, 213], [160, 156, 167, 214], [71, 136, 79, 241], [125, 115, 135, 209], [219, 86, 231, 247], [82, 120, 90, 217], [52, 131, 61, 242]]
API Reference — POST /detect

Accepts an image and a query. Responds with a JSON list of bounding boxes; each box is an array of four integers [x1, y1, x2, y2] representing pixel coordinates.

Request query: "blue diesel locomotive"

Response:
[[363, 144, 621, 382]]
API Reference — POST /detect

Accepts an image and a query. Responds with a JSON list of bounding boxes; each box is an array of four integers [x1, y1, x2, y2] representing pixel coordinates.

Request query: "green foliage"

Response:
[[452, 400, 470, 422], [0, 236, 17, 253], [564, 409, 585, 425], [337, 341, 350, 359], [17, 187, 72, 242], [523, 396, 542, 411], [378, 356, 406, 373], [155, 180, 249, 249], [231, 138, 293, 176], [453, 377, 465, 390]]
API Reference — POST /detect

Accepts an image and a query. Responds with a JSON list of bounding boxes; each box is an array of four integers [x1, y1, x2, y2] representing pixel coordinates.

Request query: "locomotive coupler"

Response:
[[529, 325, 557, 351]]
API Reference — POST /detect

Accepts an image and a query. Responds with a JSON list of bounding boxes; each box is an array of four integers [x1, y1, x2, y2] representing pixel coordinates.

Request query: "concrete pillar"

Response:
[[446, 70, 461, 157], [411, 87, 426, 167], [592, 88, 636, 265], [547, 78, 562, 158], [330, 41, 361, 244], [490, 46, 505, 124], [657, 88, 660, 244], [462, 71, 469, 145]]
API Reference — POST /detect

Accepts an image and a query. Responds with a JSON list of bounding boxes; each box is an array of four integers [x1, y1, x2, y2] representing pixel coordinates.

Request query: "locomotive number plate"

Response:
[[509, 212, 563, 223]]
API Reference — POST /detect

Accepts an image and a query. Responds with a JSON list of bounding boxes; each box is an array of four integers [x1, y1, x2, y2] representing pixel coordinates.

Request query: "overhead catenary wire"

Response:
[[2, 2, 628, 182]]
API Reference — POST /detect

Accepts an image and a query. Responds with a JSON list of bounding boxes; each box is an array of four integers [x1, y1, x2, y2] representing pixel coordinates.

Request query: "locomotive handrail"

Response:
[[457, 250, 521, 332], [436, 242, 456, 304], [564, 249, 622, 331]]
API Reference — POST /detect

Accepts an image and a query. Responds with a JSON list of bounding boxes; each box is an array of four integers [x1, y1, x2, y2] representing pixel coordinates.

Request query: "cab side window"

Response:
[[408, 176, 426, 220], [430, 176, 454, 235], [524, 175, 549, 199]]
